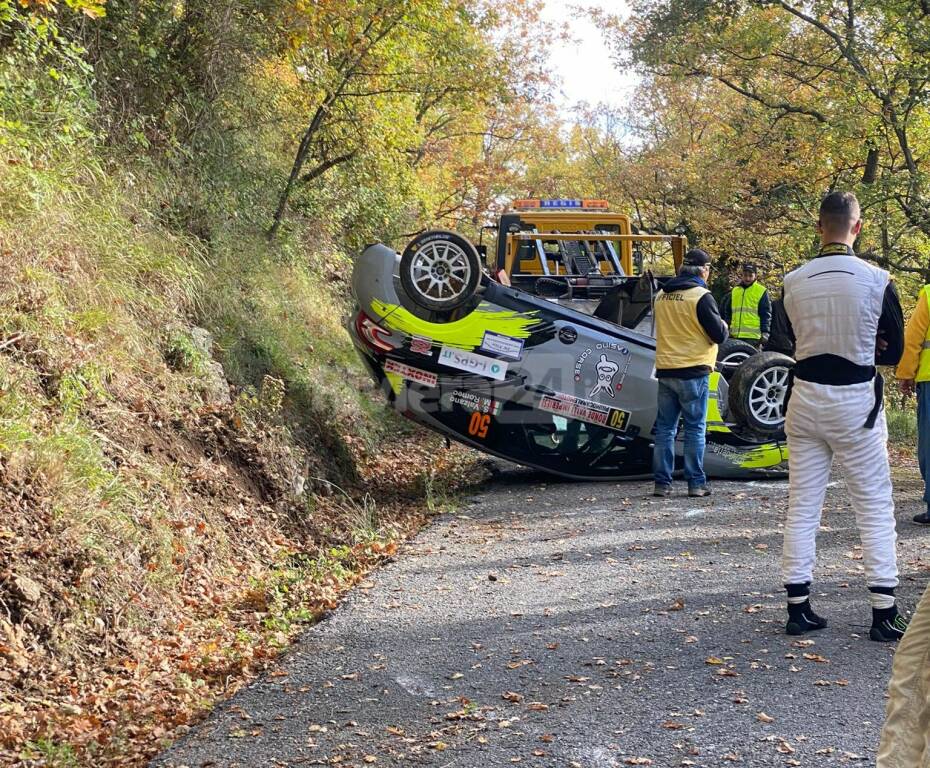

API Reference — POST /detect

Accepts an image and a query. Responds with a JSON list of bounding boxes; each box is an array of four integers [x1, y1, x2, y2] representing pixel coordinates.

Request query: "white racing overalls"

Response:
[[877, 582, 930, 767], [784, 378, 897, 590], [782, 246, 899, 600]]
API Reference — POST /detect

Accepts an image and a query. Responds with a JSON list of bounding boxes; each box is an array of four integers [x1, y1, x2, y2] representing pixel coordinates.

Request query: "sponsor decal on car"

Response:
[[709, 442, 742, 460], [479, 330, 524, 360], [539, 392, 631, 432], [409, 335, 433, 356], [439, 346, 508, 381], [573, 342, 632, 397], [558, 326, 578, 345], [449, 390, 503, 416], [384, 359, 438, 388]]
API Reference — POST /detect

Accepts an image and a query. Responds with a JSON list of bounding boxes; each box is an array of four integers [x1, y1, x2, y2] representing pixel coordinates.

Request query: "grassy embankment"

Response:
[[0, 126, 479, 768]]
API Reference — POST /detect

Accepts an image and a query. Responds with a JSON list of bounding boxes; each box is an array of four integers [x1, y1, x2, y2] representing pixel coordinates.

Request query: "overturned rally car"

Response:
[[348, 200, 792, 480]]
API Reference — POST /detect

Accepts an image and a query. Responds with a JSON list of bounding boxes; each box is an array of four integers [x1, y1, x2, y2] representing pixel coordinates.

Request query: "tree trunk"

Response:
[[267, 127, 315, 240]]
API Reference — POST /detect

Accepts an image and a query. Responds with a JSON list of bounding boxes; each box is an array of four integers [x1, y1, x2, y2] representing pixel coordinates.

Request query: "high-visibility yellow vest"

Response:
[[916, 285, 930, 382], [731, 282, 766, 340], [655, 286, 719, 371]]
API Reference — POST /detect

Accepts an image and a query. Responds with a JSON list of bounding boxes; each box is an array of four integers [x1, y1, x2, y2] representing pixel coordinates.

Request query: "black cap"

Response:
[[683, 248, 711, 266], [741, 262, 757, 273]]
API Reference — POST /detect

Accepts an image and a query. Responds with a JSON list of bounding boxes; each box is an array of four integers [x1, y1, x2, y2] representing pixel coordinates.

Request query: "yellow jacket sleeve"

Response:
[[896, 289, 930, 380]]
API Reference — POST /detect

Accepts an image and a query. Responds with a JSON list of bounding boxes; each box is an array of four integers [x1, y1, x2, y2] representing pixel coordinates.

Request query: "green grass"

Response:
[[887, 406, 918, 445], [20, 740, 80, 768]]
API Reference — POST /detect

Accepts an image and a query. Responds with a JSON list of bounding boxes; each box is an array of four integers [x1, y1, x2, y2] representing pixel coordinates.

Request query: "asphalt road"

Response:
[[155, 464, 930, 768]]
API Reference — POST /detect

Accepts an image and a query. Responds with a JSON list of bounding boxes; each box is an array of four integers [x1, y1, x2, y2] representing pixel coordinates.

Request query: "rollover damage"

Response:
[[349, 201, 791, 480]]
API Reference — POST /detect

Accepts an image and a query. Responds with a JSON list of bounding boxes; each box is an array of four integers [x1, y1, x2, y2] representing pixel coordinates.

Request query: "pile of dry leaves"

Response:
[[0, 396, 483, 766]]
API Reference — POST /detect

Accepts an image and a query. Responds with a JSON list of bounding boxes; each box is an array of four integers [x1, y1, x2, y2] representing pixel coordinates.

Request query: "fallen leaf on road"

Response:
[[705, 657, 724, 665], [756, 712, 774, 723], [776, 740, 795, 754], [502, 691, 523, 703], [803, 653, 829, 663], [661, 721, 685, 730]]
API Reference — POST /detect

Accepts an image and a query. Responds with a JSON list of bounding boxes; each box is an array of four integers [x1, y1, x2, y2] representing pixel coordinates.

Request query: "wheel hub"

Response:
[[410, 242, 471, 300], [747, 365, 789, 426]]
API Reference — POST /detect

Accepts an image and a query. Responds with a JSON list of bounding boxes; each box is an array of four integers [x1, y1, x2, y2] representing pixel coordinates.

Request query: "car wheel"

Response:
[[728, 351, 794, 436], [716, 338, 759, 381], [399, 230, 481, 313]]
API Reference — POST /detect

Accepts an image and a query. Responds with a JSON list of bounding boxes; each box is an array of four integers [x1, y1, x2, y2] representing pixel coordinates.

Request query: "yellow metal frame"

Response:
[[504, 232, 687, 277]]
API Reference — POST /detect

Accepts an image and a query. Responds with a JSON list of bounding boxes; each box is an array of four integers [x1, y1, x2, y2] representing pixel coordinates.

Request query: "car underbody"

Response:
[[349, 232, 792, 481]]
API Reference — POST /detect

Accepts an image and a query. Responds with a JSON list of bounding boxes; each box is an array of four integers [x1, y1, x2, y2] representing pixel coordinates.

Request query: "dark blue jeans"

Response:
[[653, 375, 710, 488], [919, 382, 930, 506]]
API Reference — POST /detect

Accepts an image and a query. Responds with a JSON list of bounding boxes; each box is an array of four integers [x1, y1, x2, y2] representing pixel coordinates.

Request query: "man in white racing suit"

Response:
[[781, 190, 907, 642]]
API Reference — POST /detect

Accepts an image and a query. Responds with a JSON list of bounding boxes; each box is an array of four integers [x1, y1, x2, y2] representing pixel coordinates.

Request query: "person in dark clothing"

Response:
[[652, 248, 728, 497], [766, 294, 796, 356], [721, 263, 772, 347]]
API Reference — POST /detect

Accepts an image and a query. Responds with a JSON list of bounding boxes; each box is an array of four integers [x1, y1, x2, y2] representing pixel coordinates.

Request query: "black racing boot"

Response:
[[786, 600, 828, 635], [913, 510, 930, 525], [870, 606, 909, 642], [785, 583, 828, 636]]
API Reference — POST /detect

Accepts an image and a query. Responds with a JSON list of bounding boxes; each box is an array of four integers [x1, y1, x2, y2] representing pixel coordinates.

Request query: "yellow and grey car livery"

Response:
[[369, 299, 542, 351]]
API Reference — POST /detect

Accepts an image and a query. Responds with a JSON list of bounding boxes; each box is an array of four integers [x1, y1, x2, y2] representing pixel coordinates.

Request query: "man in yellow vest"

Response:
[[723, 263, 772, 346], [895, 285, 930, 525], [653, 248, 728, 498]]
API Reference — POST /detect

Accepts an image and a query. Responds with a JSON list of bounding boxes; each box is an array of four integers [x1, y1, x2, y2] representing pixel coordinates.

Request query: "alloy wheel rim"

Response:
[[410, 242, 472, 301], [719, 350, 751, 371], [747, 365, 789, 425]]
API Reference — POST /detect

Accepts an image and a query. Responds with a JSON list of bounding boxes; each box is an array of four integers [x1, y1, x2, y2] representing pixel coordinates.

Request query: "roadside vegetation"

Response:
[[0, 0, 548, 764], [2, 0, 929, 764]]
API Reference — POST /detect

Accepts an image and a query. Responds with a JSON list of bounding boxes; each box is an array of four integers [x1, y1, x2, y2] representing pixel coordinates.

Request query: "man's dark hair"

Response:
[[819, 191, 860, 232]]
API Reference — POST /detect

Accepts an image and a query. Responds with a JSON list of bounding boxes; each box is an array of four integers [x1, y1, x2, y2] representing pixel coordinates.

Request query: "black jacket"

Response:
[[656, 274, 729, 379]]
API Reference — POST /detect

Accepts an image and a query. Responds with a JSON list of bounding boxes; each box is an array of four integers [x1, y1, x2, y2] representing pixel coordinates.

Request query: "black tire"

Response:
[[399, 230, 481, 313], [716, 338, 759, 381], [728, 351, 795, 436]]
